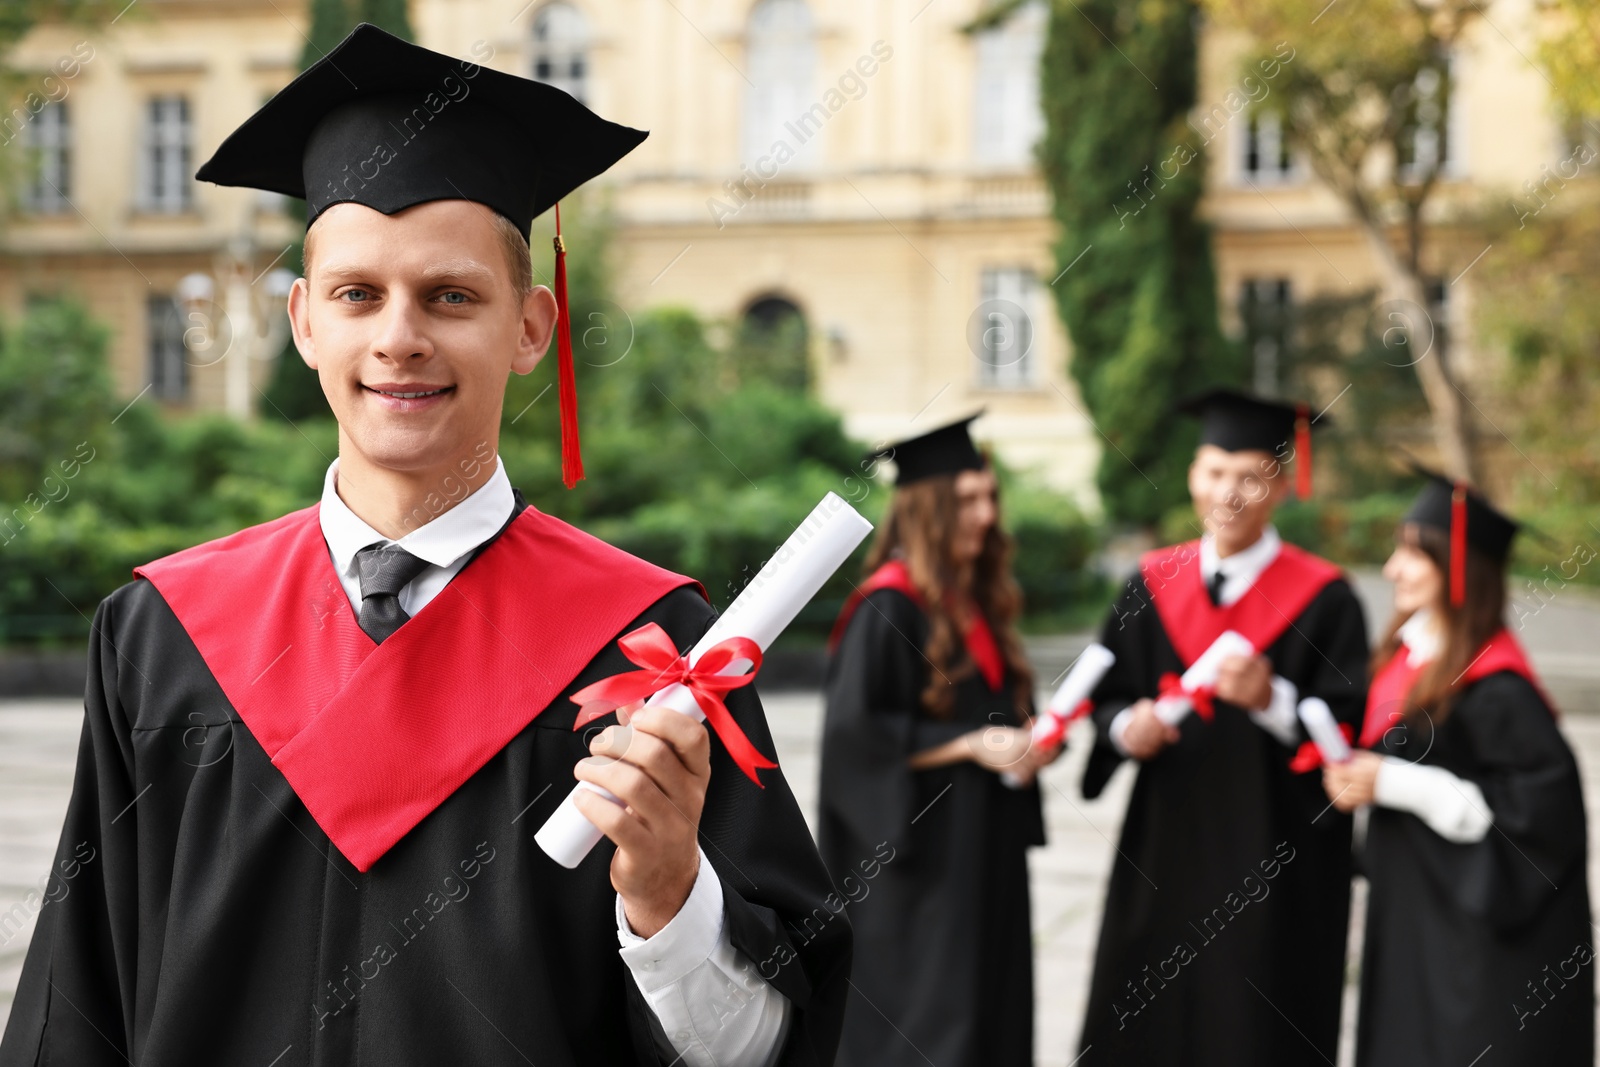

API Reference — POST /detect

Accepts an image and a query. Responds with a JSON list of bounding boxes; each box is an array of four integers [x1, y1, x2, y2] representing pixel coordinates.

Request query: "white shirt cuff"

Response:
[[1249, 676, 1302, 747], [616, 846, 791, 1066], [1373, 756, 1495, 843], [1109, 706, 1135, 756]]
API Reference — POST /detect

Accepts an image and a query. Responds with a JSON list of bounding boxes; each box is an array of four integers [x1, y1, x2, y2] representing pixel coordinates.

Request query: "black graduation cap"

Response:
[[1176, 387, 1320, 498], [195, 23, 648, 488], [195, 23, 646, 235], [1401, 462, 1521, 606], [869, 413, 988, 486]]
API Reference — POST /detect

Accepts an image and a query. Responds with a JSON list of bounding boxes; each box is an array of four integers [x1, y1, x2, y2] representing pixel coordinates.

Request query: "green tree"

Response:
[[1542, 0, 1600, 123], [1014, 0, 1240, 525], [1201, 0, 1485, 482], [0, 297, 114, 500]]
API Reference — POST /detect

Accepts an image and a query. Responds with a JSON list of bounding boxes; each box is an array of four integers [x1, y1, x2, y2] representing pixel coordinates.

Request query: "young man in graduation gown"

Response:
[[819, 415, 1059, 1067], [1324, 469, 1592, 1066], [1076, 390, 1370, 1066], [0, 26, 847, 1067]]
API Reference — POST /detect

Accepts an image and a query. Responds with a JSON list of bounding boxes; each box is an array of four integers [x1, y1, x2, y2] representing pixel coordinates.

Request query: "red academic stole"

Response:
[[135, 503, 698, 872], [1358, 626, 1552, 748], [1142, 539, 1344, 668], [828, 559, 1005, 691]]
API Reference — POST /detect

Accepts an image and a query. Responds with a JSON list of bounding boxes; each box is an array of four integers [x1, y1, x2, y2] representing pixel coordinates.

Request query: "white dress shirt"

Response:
[[1110, 526, 1303, 753], [1370, 608, 1494, 843], [318, 457, 790, 1064]]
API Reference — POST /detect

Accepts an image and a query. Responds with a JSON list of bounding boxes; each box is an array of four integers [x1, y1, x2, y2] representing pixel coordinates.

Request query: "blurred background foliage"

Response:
[[0, 200, 1102, 646]]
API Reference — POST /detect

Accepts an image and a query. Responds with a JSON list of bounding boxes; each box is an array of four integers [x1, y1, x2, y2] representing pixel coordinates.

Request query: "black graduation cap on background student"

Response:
[[1401, 461, 1521, 607], [868, 412, 988, 486], [1176, 387, 1321, 499], [194, 23, 648, 488]]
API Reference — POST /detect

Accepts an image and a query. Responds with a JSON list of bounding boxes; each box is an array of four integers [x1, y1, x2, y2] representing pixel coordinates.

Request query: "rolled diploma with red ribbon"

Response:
[[1001, 642, 1116, 788], [1153, 629, 1254, 726], [535, 491, 873, 868], [1296, 696, 1351, 765]]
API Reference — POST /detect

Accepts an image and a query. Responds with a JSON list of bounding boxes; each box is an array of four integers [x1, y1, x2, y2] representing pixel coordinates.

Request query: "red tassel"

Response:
[[553, 202, 584, 489], [1450, 482, 1467, 608], [1295, 405, 1312, 500]]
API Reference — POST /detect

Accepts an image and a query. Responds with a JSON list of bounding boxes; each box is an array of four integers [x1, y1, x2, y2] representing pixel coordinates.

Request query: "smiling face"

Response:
[[287, 199, 557, 487], [1188, 444, 1286, 555], [1384, 527, 1445, 615]]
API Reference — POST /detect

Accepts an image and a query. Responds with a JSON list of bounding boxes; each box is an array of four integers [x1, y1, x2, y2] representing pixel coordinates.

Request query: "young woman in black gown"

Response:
[[819, 414, 1060, 1067], [1324, 469, 1593, 1066]]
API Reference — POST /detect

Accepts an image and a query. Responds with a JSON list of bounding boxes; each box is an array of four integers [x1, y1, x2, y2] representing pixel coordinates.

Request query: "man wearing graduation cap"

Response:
[[1076, 390, 1369, 1066], [0, 25, 847, 1067], [820, 414, 1055, 1067]]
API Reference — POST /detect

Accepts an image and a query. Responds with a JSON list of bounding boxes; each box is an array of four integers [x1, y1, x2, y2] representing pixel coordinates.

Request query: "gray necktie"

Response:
[[355, 543, 432, 644]]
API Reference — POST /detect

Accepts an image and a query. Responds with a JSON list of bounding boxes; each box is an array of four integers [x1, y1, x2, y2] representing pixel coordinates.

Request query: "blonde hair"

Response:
[[302, 207, 534, 298]]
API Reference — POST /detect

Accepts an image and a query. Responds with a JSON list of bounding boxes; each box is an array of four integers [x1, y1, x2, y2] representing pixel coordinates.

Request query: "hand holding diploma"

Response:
[[537, 492, 874, 870], [1001, 643, 1116, 788], [1154, 629, 1255, 726]]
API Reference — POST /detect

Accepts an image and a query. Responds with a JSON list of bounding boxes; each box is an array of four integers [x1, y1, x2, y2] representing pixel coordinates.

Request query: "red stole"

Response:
[[829, 560, 1006, 692], [1142, 539, 1344, 667], [135, 503, 698, 872], [1359, 626, 1552, 748]]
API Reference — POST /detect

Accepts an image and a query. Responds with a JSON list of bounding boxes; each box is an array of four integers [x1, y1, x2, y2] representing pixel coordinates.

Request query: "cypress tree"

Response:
[[1037, 0, 1243, 524]]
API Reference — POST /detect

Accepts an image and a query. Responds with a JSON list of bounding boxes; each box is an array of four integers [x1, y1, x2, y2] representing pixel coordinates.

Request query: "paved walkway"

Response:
[[4, 570, 1599, 1061]]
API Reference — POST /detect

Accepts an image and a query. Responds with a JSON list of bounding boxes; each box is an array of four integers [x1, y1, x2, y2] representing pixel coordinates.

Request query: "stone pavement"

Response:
[[3, 569, 1599, 1062]]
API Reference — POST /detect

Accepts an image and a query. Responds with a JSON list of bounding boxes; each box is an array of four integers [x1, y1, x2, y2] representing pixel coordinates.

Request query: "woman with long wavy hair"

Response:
[[818, 414, 1058, 1067], [1324, 468, 1593, 1066]]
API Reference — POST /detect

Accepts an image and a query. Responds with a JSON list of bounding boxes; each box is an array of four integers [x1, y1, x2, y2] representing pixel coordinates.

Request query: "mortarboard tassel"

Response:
[[1295, 404, 1312, 500], [1449, 482, 1468, 608], [553, 203, 584, 489]]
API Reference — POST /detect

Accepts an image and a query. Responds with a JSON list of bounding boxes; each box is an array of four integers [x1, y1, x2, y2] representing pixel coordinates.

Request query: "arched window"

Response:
[[531, 3, 590, 104], [743, 0, 818, 170], [973, 0, 1046, 167], [737, 294, 810, 391]]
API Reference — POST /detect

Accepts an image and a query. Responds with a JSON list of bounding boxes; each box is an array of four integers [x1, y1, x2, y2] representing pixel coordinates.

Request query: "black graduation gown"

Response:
[[1357, 671, 1594, 1067], [1077, 571, 1369, 1066], [818, 587, 1046, 1067], [0, 507, 850, 1066]]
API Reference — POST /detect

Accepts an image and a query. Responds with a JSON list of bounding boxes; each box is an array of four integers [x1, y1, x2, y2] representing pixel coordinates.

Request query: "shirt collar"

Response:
[[1199, 525, 1282, 587], [1398, 607, 1443, 666], [318, 455, 515, 579]]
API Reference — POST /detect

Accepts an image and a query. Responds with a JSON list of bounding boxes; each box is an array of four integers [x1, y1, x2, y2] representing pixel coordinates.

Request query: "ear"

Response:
[[511, 285, 559, 376], [288, 277, 317, 370]]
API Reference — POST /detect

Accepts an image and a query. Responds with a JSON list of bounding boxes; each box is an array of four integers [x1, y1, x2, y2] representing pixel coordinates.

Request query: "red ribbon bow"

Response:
[[1158, 672, 1214, 723], [570, 623, 779, 786]]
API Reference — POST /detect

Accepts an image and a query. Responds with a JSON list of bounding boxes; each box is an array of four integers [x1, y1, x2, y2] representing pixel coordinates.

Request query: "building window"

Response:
[[139, 96, 193, 214], [1239, 278, 1293, 395], [975, 267, 1038, 389], [1398, 54, 1460, 180], [148, 296, 188, 401], [736, 294, 809, 391], [22, 102, 72, 213], [973, 0, 1046, 167], [743, 0, 818, 170], [531, 3, 590, 103], [1239, 111, 1296, 184]]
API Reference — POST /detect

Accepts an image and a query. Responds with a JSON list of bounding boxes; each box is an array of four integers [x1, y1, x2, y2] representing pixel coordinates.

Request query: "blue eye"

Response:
[[439, 291, 468, 305], [341, 289, 369, 303]]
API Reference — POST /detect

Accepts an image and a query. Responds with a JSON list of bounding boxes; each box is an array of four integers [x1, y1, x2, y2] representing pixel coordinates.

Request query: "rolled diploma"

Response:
[[1297, 696, 1351, 764], [1001, 643, 1116, 788], [1153, 629, 1254, 726], [535, 492, 874, 868]]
